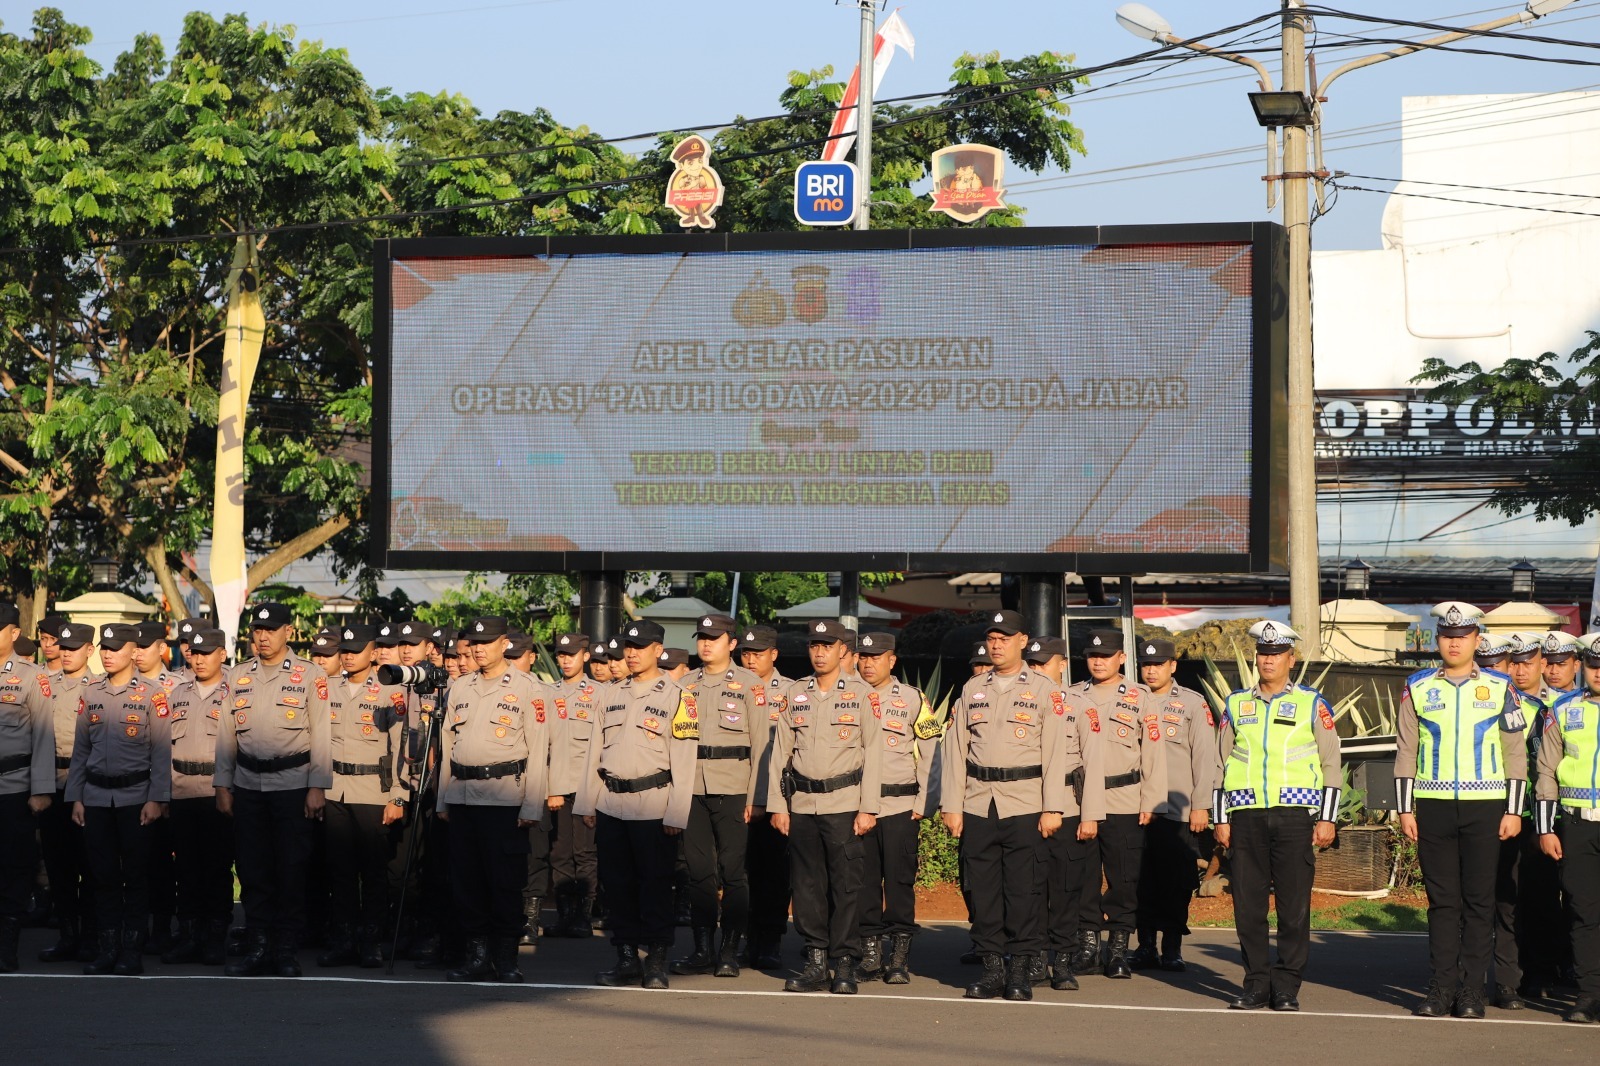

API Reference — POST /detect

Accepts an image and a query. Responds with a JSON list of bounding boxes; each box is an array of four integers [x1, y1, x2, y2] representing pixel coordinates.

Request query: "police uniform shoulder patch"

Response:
[[38, 674, 52, 698], [153, 693, 170, 718], [315, 677, 328, 701], [1317, 699, 1336, 731], [671, 692, 699, 741]]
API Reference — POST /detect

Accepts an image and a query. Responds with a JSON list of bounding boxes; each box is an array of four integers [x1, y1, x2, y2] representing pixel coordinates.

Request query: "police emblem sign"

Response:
[[794, 161, 858, 227]]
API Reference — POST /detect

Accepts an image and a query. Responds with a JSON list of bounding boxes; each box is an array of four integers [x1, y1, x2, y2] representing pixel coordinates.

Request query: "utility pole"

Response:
[[1282, 0, 1318, 643], [853, 0, 875, 231]]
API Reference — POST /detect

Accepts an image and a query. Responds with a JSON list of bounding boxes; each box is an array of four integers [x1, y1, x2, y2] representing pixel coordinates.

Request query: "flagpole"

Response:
[[853, 0, 874, 231]]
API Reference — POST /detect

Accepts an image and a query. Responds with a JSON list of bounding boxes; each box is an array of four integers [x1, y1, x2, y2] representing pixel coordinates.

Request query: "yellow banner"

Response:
[[210, 236, 265, 654]]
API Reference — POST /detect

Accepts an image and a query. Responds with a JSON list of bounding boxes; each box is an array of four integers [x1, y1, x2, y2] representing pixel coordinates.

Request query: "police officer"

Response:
[[496, 629, 550, 945], [375, 623, 402, 669], [308, 626, 341, 677], [215, 601, 333, 978], [162, 628, 234, 966], [660, 648, 692, 683], [35, 614, 67, 673], [67, 623, 172, 975], [740, 623, 791, 970], [318, 624, 408, 969], [171, 618, 206, 679], [1476, 633, 1513, 674], [970, 642, 992, 676], [1546, 633, 1582, 695], [1214, 621, 1341, 1011], [856, 631, 941, 985], [576, 619, 698, 990], [943, 610, 1074, 1001], [436, 616, 551, 983], [1536, 632, 1600, 1023], [674, 614, 766, 978], [769, 619, 882, 995], [0, 602, 55, 972], [1068, 628, 1166, 980], [36, 622, 97, 964], [1396, 602, 1528, 1019], [1130, 637, 1217, 973], [1025, 636, 1068, 684], [587, 641, 614, 685], [132, 620, 182, 956], [546, 632, 599, 938]]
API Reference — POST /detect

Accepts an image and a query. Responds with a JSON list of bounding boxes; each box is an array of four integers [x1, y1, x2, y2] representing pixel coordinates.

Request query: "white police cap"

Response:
[[1430, 600, 1483, 635], [1248, 620, 1300, 650]]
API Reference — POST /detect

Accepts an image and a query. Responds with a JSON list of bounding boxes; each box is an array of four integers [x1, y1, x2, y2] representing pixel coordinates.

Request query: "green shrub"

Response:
[[916, 817, 961, 887]]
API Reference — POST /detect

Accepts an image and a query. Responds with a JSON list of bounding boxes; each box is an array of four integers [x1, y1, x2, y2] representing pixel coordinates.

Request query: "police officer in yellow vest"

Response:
[[1213, 621, 1341, 1011], [1395, 602, 1528, 1019], [1536, 632, 1600, 1024]]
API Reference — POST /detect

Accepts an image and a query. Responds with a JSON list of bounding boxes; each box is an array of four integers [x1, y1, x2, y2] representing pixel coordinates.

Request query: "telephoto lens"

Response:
[[377, 662, 450, 692]]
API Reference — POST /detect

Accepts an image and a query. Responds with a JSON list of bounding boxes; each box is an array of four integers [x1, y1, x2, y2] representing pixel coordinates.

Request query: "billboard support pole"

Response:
[[1020, 574, 1063, 639], [839, 571, 861, 632], [853, 0, 875, 232], [580, 571, 624, 643]]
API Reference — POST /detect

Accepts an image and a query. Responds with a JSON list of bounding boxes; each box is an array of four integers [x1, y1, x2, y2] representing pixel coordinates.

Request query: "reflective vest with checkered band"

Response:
[[1406, 669, 1510, 801], [1221, 687, 1322, 812], [1554, 692, 1600, 808]]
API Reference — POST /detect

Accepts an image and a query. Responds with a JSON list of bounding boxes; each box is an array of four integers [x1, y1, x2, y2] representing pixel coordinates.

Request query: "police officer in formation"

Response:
[[738, 624, 790, 969], [0, 603, 59, 973], [36, 620, 96, 964], [543, 631, 600, 939]]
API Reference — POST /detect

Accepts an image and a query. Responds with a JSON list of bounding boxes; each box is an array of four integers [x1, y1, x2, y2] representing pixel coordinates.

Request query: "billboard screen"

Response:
[[372, 225, 1287, 573]]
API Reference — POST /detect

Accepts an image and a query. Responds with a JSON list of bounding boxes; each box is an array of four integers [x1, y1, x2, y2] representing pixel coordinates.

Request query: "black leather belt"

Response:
[[0, 753, 30, 774], [601, 768, 672, 794], [55, 756, 72, 770], [1106, 770, 1142, 789], [237, 750, 311, 774], [334, 760, 383, 776], [791, 767, 863, 794], [173, 759, 215, 776], [450, 758, 522, 781], [697, 745, 751, 761], [966, 760, 1042, 783], [881, 782, 920, 798], [87, 769, 151, 789]]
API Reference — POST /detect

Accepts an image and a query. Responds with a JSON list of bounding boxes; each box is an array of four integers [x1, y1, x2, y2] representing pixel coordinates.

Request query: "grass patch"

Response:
[[1191, 896, 1427, 932]]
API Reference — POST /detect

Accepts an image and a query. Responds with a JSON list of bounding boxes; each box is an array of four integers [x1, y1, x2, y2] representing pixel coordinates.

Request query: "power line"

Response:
[[1329, 179, 1600, 218], [1304, 6, 1600, 52], [1339, 172, 1600, 198]]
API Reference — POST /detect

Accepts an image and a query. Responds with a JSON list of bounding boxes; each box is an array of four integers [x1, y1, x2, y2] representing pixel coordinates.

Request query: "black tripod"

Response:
[[387, 687, 444, 975]]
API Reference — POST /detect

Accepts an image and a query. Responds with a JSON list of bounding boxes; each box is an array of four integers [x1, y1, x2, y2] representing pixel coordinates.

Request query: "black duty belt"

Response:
[[334, 760, 384, 776], [601, 768, 672, 794], [1106, 770, 1143, 789], [55, 756, 72, 770], [0, 753, 31, 774], [791, 767, 864, 794], [966, 760, 1042, 783], [881, 782, 920, 798], [172, 759, 215, 777], [87, 769, 151, 790], [237, 750, 311, 774], [450, 759, 522, 782], [697, 745, 751, 761]]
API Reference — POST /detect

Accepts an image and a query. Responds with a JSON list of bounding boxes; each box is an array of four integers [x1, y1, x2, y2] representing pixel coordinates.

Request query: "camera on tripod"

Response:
[[377, 662, 450, 694]]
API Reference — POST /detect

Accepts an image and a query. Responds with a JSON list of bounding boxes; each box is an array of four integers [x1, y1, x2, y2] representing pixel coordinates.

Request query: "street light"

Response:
[[1248, 91, 1314, 128], [1509, 558, 1538, 600], [1341, 557, 1372, 599], [90, 556, 118, 590]]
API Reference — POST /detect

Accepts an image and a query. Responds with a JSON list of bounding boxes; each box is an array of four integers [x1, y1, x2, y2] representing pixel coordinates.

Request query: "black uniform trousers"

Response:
[[1079, 812, 1145, 935], [145, 816, 175, 928], [1229, 806, 1315, 996], [39, 789, 93, 925], [1416, 798, 1501, 993], [746, 813, 790, 943], [1559, 816, 1600, 999], [232, 786, 313, 943], [548, 799, 597, 904], [860, 811, 919, 938], [788, 811, 865, 960], [1493, 815, 1532, 990], [168, 796, 233, 925], [413, 788, 452, 938], [1045, 816, 1088, 954], [447, 803, 529, 941], [962, 803, 1045, 956], [1137, 816, 1201, 942], [684, 793, 750, 933], [0, 792, 39, 921], [1516, 829, 1567, 987], [82, 805, 151, 932], [326, 800, 398, 931], [595, 812, 678, 946], [524, 816, 552, 903]]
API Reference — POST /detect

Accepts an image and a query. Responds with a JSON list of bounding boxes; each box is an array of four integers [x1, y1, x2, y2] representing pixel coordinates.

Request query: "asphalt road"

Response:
[[3, 922, 1589, 1065]]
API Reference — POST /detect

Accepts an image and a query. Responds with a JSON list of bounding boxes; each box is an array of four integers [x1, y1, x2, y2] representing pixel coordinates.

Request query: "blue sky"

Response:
[[41, 1, 1600, 248]]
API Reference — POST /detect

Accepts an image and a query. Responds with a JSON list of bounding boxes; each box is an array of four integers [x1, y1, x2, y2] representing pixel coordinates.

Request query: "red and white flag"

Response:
[[821, 10, 915, 164]]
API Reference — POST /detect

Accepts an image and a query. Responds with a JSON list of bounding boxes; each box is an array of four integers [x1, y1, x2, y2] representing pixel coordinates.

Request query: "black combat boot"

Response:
[[411, 930, 444, 968], [357, 924, 384, 969], [1005, 954, 1036, 1001], [224, 930, 270, 977], [550, 894, 575, 940], [831, 956, 859, 995], [641, 942, 671, 990], [714, 930, 740, 978], [38, 916, 81, 964], [84, 928, 120, 976], [1453, 984, 1486, 1019], [200, 920, 228, 967], [671, 926, 714, 975], [863, 934, 890, 981], [566, 897, 594, 939], [1128, 932, 1160, 970], [1493, 984, 1524, 1010], [1026, 952, 1049, 986], [753, 936, 783, 971], [959, 941, 982, 965], [0, 916, 18, 973], [492, 938, 524, 983], [883, 932, 912, 985], [1104, 930, 1133, 979], [964, 953, 1006, 999], [274, 937, 303, 977], [596, 944, 642, 986], [447, 937, 494, 982], [784, 947, 830, 993], [519, 897, 541, 948], [1565, 997, 1600, 1024], [1413, 980, 1454, 1018], [1050, 952, 1080, 991], [1068, 929, 1099, 975], [162, 920, 200, 965], [316, 924, 357, 967], [145, 915, 175, 956], [1159, 931, 1187, 972], [114, 927, 147, 976]]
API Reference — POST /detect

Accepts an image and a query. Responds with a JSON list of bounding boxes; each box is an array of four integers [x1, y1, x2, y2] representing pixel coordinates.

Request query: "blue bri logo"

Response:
[[794, 161, 858, 227]]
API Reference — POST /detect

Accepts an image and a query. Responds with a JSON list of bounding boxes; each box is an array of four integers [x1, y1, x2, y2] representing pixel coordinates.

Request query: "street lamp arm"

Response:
[[1159, 34, 1275, 91], [1316, 11, 1538, 100]]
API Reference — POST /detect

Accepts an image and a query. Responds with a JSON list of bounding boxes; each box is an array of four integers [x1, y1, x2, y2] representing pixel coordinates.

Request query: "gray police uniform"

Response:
[[39, 668, 96, 939], [860, 677, 939, 942], [745, 669, 791, 960], [325, 673, 408, 949], [546, 676, 601, 923], [1136, 683, 1219, 952], [165, 674, 235, 934], [0, 657, 55, 937]]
